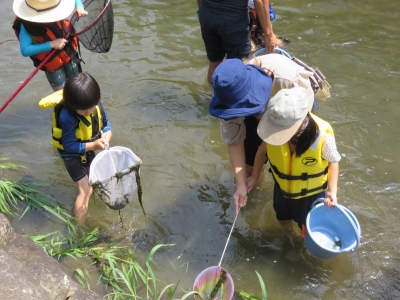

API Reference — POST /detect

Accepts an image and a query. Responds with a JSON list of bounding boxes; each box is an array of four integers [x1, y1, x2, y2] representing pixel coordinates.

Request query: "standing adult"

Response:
[[196, 0, 280, 84]]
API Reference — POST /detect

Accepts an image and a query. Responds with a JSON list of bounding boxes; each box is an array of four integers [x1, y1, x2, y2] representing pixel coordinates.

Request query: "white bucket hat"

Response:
[[13, 0, 75, 23], [257, 87, 314, 145]]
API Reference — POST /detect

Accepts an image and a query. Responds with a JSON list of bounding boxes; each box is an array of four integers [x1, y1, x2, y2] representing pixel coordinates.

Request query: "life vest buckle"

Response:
[[301, 173, 308, 181]]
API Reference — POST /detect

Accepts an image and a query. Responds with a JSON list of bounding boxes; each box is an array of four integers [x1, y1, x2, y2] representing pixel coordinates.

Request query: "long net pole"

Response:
[[0, 49, 57, 113]]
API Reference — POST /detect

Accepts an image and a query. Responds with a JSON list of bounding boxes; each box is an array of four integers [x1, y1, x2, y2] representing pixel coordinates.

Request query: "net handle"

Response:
[[218, 208, 240, 267], [1, 0, 112, 113], [71, 0, 111, 36], [0, 28, 71, 113]]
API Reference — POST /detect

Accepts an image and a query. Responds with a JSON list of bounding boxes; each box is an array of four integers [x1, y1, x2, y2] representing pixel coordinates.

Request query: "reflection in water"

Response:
[[1, 0, 400, 298]]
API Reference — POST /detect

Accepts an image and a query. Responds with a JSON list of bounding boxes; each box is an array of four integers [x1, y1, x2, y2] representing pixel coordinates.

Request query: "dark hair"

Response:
[[63, 73, 100, 111], [290, 113, 318, 157]]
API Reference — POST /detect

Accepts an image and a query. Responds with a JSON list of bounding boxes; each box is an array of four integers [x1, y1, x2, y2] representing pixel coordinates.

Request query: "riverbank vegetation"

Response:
[[0, 160, 267, 299]]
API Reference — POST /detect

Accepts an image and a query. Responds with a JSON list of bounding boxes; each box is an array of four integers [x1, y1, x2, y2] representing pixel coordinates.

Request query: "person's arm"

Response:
[[324, 162, 339, 208], [99, 101, 112, 133], [19, 24, 51, 57], [60, 109, 87, 154], [101, 130, 112, 144], [228, 142, 248, 214], [20, 24, 67, 57], [75, 0, 88, 17], [196, 0, 200, 8], [246, 141, 266, 192], [321, 133, 341, 208], [253, 0, 279, 53], [60, 109, 106, 153]]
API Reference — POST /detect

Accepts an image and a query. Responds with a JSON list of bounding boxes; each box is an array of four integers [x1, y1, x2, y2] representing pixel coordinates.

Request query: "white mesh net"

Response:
[[89, 146, 142, 210]]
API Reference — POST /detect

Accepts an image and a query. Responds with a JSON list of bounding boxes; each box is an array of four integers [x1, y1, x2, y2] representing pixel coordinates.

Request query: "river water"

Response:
[[1, 0, 400, 299]]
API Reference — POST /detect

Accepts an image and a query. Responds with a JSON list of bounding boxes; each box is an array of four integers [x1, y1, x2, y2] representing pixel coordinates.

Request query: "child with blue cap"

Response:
[[209, 58, 272, 213], [209, 55, 317, 214]]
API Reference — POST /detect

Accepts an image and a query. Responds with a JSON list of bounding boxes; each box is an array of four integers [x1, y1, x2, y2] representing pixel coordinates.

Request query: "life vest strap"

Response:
[[277, 181, 328, 199], [270, 164, 328, 181], [76, 114, 91, 127]]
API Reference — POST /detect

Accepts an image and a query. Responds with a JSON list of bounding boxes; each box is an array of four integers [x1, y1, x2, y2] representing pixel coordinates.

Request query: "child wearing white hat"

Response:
[[247, 87, 341, 237], [12, 0, 88, 91]]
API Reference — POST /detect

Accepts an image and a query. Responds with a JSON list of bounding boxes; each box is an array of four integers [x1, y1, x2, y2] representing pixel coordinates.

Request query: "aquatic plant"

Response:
[[0, 162, 267, 299], [30, 229, 197, 299], [0, 157, 25, 170], [0, 179, 76, 228], [208, 268, 227, 299], [238, 271, 268, 300]]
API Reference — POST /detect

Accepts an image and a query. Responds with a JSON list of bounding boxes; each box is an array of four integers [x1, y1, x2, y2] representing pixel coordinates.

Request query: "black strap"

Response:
[[270, 163, 328, 181], [274, 179, 328, 199], [76, 114, 91, 127], [75, 106, 101, 141]]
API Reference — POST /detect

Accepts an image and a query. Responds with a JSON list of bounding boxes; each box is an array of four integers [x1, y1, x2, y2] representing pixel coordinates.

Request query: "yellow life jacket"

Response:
[[39, 90, 104, 151], [267, 113, 333, 199]]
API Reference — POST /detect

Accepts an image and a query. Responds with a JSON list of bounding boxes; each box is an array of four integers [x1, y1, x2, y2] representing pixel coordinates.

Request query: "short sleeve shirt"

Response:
[[220, 117, 246, 145], [322, 134, 341, 163], [219, 54, 317, 146]]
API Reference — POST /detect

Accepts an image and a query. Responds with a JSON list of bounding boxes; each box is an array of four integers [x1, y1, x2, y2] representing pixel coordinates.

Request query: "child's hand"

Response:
[[233, 183, 247, 214], [75, 7, 88, 17], [92, 139, 107, 150], [324, 190, 337, 208], [246, 176, 257, 193], [50, 38, 67, 50], [101, 131, 112, 149]]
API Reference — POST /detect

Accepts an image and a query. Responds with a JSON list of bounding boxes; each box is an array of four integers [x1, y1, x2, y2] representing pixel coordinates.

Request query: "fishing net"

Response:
[[193, 266, 234, 300], [89, 146, 145, 213], [71, 0, 114, 53]]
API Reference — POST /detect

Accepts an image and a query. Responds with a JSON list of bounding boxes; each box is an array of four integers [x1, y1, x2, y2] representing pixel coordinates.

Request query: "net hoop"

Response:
[[71, 0, 112, 36], [193, 266, 234, 300]]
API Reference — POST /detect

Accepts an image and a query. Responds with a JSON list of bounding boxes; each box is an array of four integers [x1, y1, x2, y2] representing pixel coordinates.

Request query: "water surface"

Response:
[[1, 0, 400, 298]]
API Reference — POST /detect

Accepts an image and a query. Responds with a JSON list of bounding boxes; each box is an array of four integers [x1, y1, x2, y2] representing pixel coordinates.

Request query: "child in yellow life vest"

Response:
[[247, 87, 341, 236], [50, 73, 112, 223]]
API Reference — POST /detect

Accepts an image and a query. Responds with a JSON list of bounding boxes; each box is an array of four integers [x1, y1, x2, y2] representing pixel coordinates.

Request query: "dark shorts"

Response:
[[273, 182, 326, 229], [62, 151, 96, 182], [244, 116, 265, 166], [197, 7, 251, 62]]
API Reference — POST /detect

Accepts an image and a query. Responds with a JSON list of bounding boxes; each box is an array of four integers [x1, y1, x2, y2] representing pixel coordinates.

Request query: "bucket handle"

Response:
[[311, 198, 360, 253], [253, 46, 292, 59]]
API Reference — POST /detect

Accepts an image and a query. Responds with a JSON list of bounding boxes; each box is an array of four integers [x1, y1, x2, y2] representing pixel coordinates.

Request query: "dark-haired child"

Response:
[[247, 87, 341, 238], [54, 72, 112, 222]]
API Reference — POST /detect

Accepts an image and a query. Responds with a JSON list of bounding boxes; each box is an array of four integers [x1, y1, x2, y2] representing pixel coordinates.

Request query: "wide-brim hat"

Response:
[[13, 0, 75, 23], [257, 86, 314, 145], [209, 58, 272, 120]]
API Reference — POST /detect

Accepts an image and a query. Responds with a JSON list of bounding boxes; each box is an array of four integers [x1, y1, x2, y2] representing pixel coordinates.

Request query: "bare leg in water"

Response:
[[207, 60, 223, 85]]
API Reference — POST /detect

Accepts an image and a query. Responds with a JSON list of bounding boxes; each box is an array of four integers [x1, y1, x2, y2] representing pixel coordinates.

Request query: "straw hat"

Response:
[[257, 87, 314, 145], [209, 58, 272, 120], [13, 0, 75, 23]]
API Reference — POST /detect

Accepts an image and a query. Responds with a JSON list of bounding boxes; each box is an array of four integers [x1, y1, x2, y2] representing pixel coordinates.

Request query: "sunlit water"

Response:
[[1, 0, 400, 298]]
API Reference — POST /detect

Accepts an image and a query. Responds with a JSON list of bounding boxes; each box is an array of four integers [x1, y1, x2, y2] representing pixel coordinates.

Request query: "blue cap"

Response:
[[209, 59, 272, 120]]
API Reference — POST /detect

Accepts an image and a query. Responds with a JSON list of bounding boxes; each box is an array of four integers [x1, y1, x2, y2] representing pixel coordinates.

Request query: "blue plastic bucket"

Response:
[[304, 199, 361, 259], [253, 46, 292, 59]]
